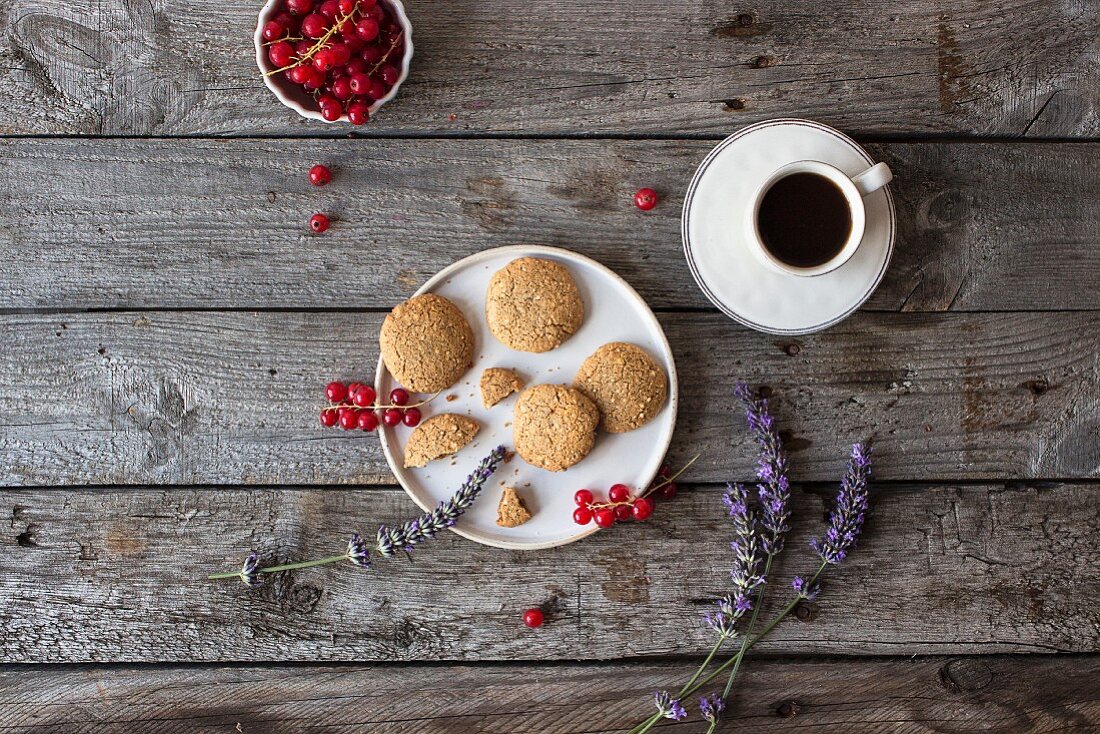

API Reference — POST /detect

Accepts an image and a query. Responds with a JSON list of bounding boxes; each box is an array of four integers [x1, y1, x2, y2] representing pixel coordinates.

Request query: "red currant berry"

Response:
[[357, 410, 379, 432], [390, 388, 409, 406], [634, 188, 659, 211], [348, 72, 371, 96], [350, 387, 372, 408], [594, 507, 616, 529], [312, 48, 336, 72], [309, 164, 333, 186], [286, 0, 313, 14], [608, 483, 631, 503], [345, 58, 368, 75], [262, 19, 286, 42], [318, 0, 339, 18], [574, 488, 594, 507], [365, 5, 384, 22], [659, 463, 672, 477], [301, 13, 328, 38], [658, 482, 678, 500], [273, 11, 295, 28], [347, 381, 364, 396], [381, 408, 401, 427], [336, 406, 350, 420], [337, 0, 356, 14], [355, 18, 380, 41], [302, 67, 325, 90], [320, 101, 342, 122], [310, 213, 330, 233], [329, 42, 352, 66], [325, 381, 348, 402], [359, 0, 377, 7], [523, 608, 544, 628], [320, 409, 338, 427], [331, 77, 353, 100], [360, 44, 385, 64], [287, 64, 312, 85], [573, 506, 593, 525], [294, 39, 313, 56], [346, 101, 370, 125], [380, 64, 400, 85], [402, 407, 422, 427], [366, 79, 388, 101], [268, 41, 294, 67], [339, 409, 359, 430], [614, 504, 633, 521], [632, 496, 655, 520]]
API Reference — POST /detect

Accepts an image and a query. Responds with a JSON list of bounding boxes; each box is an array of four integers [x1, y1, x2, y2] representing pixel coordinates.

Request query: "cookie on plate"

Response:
[[573, 342, 668, 433], [380, 293, 474, 393], [480, 367, 525, 408], [486, 257, 584, 353], [513, 384, 599, 472], [496, 486, 533, 528], [403, 413, 480, 468]]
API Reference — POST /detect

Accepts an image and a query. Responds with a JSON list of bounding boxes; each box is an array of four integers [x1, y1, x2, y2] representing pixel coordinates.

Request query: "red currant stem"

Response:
[[264, 5, 361, 76], [322, 391, 441, 412], [207, 553, 351, 580], [641, 453, 700, 498], [367, 31, 404, 76], [586, 500, 636, 510], [262, 35, 304, 46]]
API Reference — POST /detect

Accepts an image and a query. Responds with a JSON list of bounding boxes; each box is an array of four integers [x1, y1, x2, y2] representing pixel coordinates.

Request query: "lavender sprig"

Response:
[[735, 381, 791, 556], [700, 693, 725, 726], [810, 443, 872, 565], [653, 691, 686, 721], [209, 446, 507, 585]]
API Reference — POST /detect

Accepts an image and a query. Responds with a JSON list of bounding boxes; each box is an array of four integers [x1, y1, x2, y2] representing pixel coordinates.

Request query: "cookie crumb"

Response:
[[481, 367, 525, 408], [496, 486, 533, 528], [403, 414, 480, 468]]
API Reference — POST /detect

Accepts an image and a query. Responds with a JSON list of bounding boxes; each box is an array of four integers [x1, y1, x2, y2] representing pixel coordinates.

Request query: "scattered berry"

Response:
[[325, 381, 348, 402], [523, 608, 544, 628], [632, 496, 655, 520], [309, 164, 333, 187], [382, 408, 403, 427], [402, 407, 422, 427], [573, 506, 593, 525], [310, 212, 330, 233], [320, 409, 338, 427], [608, 483, 631, 503], [390, 388, 409, 406], [594, 507, 616, 529], [357, 410, 379, 431], [658, 482, 678, 500], [339, 409, 359, 430], [634, 188, 659, 211]]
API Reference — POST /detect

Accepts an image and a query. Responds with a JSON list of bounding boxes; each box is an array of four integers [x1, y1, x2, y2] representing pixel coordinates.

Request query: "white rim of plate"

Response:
[[375, 245, 680, 551], [682, 118, 896, 335]]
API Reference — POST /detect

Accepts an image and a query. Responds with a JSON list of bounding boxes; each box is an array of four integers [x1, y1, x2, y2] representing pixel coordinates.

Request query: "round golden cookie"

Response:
[[379, 294, 474, 393], [513, 384, 599, 472], [573, 342, 668, 433], [486, 257, 584, 353]]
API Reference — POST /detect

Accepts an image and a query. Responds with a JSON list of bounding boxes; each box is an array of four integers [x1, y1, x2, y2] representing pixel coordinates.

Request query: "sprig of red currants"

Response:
[[320, 381, 435, 432], [572, 455, 698, 529], [262, 0, 405, 124]]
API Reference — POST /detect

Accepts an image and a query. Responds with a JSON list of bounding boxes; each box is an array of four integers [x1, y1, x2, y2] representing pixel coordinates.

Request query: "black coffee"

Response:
[[757, 172, 852, 268]]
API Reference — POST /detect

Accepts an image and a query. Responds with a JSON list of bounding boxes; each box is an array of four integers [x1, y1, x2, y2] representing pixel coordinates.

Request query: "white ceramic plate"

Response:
[[376, 246, 678, 550], [683, 119, 896, 334]]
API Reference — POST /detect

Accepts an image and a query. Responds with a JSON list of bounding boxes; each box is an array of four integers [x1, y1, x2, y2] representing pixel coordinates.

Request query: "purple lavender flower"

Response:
[[346, 533, 372, 568], [735, 381, 791, 556], [723, 482, 763, 610], [237, 551, 262, 588], [810, 443, 872, 565], [654, 691, 687, 721], [791, 576, 820, 601], [377, 446, 506, 558], [699, 693, 725, 724]]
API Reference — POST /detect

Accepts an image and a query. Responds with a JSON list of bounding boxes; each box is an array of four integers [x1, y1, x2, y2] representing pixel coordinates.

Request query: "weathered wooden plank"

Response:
[[2, 310, 1099, 486], [1, 481, 1097, 662], [1, 656, 1097, 732], [0, 0, 1096, 136], [1, 138, 1097, 311]]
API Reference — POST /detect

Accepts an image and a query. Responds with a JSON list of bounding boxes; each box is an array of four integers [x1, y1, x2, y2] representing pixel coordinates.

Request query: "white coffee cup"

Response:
[[745, 160, 893, 277]]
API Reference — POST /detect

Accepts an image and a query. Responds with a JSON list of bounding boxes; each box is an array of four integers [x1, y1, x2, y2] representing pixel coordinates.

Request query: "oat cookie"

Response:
[[513, 384, 599, 471], [403, 413, 480, 468], [573, 342, 668, 433], [481, 367, 525, 408], [380, 294, 474, 393], [496, 486, 533, 528], [486, 257, 584, 353]]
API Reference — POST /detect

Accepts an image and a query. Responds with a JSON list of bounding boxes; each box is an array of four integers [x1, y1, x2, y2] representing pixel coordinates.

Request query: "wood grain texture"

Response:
[[0, 138, 1097, 311], [0, 0, 1096, 137], [3, 310, 1100, 486], [1, 656, 1098, 732], [1, 481, 1097, 662]]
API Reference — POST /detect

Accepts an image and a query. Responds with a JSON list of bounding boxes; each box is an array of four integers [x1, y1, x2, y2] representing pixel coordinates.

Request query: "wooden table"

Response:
[[1, 1, 1098, 731]]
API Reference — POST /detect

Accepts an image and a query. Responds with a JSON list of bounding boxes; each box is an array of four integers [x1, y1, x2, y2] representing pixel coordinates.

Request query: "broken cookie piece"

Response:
[[403, 413, 480, 468], [496, 486, 533, 528], [481, 367, 525, 408]]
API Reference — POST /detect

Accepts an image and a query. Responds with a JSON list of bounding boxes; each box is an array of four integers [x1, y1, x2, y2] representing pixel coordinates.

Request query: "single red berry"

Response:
[[658, 482, 678, 500], [366, 79, 388, 101], [351, 387, 372, 407], [325, 381, 348, 402], [659, 463, 672, 478], [286, 0, 313, 14], [360, 44, 385, 64], [359, 0, 377, 7], [302, 66, 325, 90], [336, 406, 350, 420], [301, 12, 328, 38], [294, 39, 313, 56], [320, 101, 342, 122], [523, 608, 544, 629], [634, 188, 659, 211], [365, 5, 384, 22], [318, 0, 339, 18], [262, 19, 285, 42], [390, 388, 409, 406], [346, 101, 370, 125], [320, 409, 338, 427], [309, 164, 333, 186], [268, 41, 295, 67], [331, 76, 353, 100], [574, 488, 594, 507], [347, 381, 364, 396], [273, 11, 295, 28], [380, 64, 400, 85], [608, 483, 631, 503], [310, 213, 330, 233], [348, 72, 371, 96], [402, 407, 422, 427], [355, 18, 380, 41], [594, 507, 616, 528], [345, 58, 368, 75], [329, 42, 352, 66], [632, 496, 655, 520], [357, 410, 379, 432], [287, 64, 312, 85], [338, 0, 356, 14], [573, 506, 593, 525], [382, 408, 402, 427], [312, 48, 336, 72], [339, 409, 359, 430], [614, 504, 633, 521]]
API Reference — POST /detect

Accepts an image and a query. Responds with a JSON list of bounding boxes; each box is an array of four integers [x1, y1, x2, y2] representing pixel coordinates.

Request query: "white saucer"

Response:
[[682, 119, 896, 335], [376, 246, 678, 551]]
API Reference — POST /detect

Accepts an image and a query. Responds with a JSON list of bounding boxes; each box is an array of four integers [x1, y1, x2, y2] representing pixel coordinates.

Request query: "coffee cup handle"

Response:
[[851, 162, 893, 197]]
